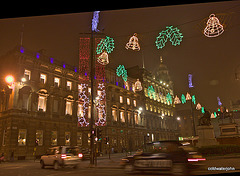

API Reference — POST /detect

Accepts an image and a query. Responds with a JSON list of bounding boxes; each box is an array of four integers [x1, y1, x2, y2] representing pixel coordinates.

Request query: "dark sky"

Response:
[[0, 1, 239, 112]]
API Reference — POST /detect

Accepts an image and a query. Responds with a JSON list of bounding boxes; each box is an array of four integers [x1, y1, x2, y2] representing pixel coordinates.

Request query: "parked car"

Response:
[[120, 140, 206, 175], [40, 146, 82, 170]]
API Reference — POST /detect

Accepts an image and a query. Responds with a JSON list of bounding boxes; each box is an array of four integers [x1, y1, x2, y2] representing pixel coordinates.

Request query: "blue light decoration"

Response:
[[63, 63, 66, 68], [20, 46, 24, 53], [92, 11, 100, 32], [188, 74, 194, 88], [36, 53, 40, 59], [74, 67, 78, 73], [217, 97, 222, 106], [50, 58, 54, 64]]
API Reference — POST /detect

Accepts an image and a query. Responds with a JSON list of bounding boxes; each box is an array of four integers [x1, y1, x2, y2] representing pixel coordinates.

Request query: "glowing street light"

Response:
[[177, 117, 181, 121], [5, 75, 14, 84]]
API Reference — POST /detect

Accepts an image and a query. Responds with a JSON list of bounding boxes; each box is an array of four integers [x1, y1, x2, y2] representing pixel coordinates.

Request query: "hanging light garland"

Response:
[[96, 36, 115, 54], [174, 95, 181, 104], [155, 26, 183, 49], [204, 14, 224, 37], [186, 92, 192, 100], [97, 50, 109, 65], [125, 33, 140, 51], [134, 79, 142, 91], [116, 65, 128, 82]]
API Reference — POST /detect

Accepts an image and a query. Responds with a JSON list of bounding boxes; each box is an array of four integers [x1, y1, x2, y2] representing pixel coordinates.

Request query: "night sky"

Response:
[[0, 1, 239, 112]]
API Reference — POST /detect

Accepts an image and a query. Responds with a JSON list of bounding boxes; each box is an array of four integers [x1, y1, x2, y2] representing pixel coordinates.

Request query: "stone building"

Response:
[[0, 46, 179, 160]]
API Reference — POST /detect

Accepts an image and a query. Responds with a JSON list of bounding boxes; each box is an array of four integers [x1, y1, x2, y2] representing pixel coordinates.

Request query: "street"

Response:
[[0, 153, 240, 176]]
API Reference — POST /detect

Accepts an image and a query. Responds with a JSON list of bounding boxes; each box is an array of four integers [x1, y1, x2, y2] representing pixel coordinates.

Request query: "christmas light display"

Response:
[[78, 83, 90, 127], [196, 103, 201, 110], [79, 38, 90, 81], [92, 11, 100, 32], [148, 85, 156, 99], [188, 74, 194, 88], [201, 107, 205, 114], [204, 14, 224, 37], [217, 96, 222, 106], [155, 26, 183, 49], [181, 94, 186, 104], [192, 95, 196, 105], [95, 83, 106, 126], [134, 79, 142, 91], [166, 93, 172, 104], [97, 50, 109, 65], [116, 65, 128, 82], [96, 36, 115, 54], [125, 33, 140, 51], [186, 92, 192, 100], [174, 95, 181, 104]]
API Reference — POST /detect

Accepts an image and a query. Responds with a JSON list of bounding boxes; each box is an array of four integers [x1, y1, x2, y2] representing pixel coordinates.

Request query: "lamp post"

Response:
[[188, 74, 196, 137]]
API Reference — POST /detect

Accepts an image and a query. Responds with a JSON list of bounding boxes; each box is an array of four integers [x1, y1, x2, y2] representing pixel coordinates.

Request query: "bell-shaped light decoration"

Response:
[[97, 51, 109, 65], [186, 92, 192, 100], [134, 79, 142, 91], [204, 14, 224, 37], [196, 103, 202, 110], [125, 33, 140, 51], [174, 95, 181, 104]]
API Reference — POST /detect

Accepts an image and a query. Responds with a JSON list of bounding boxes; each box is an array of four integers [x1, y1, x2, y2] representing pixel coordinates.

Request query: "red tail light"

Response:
[[78, 153, 83, 158], [188, 158, 206, 162], [61, 154, 67, 159]]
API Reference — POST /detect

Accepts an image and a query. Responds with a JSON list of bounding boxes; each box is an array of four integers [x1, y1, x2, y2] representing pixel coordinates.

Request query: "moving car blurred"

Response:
[[120, 140, 206, 175], [40, 146, 82, 170]]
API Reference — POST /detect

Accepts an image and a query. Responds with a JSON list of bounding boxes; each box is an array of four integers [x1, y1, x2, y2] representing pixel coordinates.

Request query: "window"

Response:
[[112, 109, 117, 121], [54, 77, 60, 87], [40, 73, 47, 84], [38, 95, 47, 112], [133, 100, 137, 107], [127, 98, 130, 105], [53, 99, 58, 113], [120, 96, 123, 103], [120, 111, 125, 122], [65, 101, 73, 115], [36, 130, 43, 146], [65, 132, 70, 145], [66, 81, 72, 90], [22, 94, 29, 110], [18, 129, 27, 146], [134, 113, 138, 124], [77, 132, 82, 146], [128, 112, 131, 124], [2, 130, 6, 146], [51, 131, 57, 146], [24, 69, 31, 80]]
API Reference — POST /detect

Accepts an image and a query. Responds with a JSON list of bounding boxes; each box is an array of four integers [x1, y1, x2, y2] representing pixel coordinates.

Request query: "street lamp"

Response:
[[177, 117, 181, 121], [5, 75, 14, 84]]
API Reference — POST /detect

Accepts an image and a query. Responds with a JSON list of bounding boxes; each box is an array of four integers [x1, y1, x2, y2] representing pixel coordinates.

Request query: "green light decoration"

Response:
[[116, 65, 128, 82], [214, 112, 217, 117], [181, 94, 186, 104], [192, 95, 196, 105], [166, 93, 172, 104], [96, 36, 115, 54], [148, 85, 156, 99], [155, 26, 183, 49], [201, 107, 205, 114]]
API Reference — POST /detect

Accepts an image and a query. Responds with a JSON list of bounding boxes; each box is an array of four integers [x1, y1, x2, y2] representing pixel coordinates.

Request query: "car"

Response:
[[40, 146, 82, 170], [120, 140, 206, 175]]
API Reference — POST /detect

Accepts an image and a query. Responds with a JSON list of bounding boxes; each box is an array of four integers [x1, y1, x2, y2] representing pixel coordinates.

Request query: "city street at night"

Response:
[[0, 1, 240, 176], [0, 153, 240, 176]]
